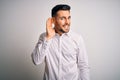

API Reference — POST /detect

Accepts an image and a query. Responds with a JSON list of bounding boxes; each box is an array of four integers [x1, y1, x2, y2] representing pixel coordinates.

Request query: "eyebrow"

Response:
[[59, 16, 71, 19]]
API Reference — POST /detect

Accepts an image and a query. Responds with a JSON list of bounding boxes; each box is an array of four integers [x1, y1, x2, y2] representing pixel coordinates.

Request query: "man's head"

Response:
[[51, 4, 71, 35]]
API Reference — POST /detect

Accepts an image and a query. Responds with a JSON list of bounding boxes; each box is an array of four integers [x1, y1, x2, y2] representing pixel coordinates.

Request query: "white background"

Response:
[[0, 0, 120, 80]]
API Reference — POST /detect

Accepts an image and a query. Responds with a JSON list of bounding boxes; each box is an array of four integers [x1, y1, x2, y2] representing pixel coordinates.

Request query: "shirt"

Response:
[[31, 30, 90, 80]]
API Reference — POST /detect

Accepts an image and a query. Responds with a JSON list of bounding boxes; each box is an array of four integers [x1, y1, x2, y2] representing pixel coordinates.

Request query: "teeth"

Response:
[[65, 26, 68, 29]]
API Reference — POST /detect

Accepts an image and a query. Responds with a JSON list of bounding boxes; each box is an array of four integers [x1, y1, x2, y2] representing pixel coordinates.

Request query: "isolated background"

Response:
[[0, 0, 120, 80]]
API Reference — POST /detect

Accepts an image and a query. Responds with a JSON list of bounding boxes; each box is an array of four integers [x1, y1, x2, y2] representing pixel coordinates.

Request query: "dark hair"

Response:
[[51, 4, 71, 17]]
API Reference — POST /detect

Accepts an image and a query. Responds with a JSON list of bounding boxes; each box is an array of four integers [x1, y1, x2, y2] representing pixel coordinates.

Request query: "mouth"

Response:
[[63, 25, 70, 30]]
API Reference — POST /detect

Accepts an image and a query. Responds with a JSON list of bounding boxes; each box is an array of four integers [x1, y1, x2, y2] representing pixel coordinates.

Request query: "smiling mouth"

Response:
[[63, 24, 70, 29], [64, 25, 68, 29]]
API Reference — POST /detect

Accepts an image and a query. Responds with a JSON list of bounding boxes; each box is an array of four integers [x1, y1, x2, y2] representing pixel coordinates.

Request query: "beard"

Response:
[[59, 24, 70, 33], [60, 29, 66, 33]]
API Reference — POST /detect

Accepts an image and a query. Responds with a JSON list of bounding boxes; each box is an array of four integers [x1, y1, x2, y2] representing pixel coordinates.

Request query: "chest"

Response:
[[48, 36, 78, 60]]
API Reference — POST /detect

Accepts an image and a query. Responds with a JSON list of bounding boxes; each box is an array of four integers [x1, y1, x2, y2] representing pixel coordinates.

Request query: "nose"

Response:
[[65, 18, 70, 24]]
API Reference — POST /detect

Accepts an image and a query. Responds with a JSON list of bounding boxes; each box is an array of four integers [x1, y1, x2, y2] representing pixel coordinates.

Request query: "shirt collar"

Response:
[[55, 30, 71, 37]]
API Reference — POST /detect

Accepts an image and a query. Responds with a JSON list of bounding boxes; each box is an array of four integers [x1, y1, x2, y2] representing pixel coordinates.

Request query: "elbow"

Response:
[[31, 53, 40, 65], [78, 61, 90, 70]]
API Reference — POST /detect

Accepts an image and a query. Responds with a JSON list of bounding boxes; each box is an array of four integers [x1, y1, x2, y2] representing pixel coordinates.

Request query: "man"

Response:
[[31, 4, 90, 80]]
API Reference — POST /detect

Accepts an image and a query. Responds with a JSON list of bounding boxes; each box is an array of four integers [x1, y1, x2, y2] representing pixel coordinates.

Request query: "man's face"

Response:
[[54, 10, 71, 34]]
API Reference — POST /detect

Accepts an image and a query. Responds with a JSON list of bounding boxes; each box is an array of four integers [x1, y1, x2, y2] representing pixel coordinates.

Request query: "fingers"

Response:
[[46, 18, 53, 34], [46, 18, 53, 28]]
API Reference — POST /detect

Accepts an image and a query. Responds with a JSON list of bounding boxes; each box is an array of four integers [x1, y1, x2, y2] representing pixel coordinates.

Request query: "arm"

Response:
[[77, 35, 90, 80], [31, 33, 51, 65], [31, 18, 55, 65]]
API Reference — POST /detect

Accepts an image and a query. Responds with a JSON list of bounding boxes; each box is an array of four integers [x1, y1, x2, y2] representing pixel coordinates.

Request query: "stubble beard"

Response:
[[60, 24, 70, 33]]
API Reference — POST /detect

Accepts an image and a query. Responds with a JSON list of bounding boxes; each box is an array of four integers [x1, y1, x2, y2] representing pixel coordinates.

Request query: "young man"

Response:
[[31, 4, 90, 80]]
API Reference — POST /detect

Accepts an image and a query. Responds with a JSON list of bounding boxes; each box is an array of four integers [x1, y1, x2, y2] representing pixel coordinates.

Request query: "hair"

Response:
[[51, 4, 71, 17]]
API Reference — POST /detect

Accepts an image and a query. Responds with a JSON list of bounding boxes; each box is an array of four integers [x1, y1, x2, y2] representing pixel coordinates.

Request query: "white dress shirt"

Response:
[[31, 31, 90, 80]]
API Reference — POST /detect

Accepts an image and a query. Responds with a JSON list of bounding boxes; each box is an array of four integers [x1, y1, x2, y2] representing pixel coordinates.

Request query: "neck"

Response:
[[55, 30, 63, 36], [54, 27, 63, 36]]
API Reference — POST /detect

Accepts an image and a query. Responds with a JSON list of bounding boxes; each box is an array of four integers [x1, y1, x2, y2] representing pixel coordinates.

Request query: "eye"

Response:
[[60, 17, 65, 20], [68, 16, 71, 19]]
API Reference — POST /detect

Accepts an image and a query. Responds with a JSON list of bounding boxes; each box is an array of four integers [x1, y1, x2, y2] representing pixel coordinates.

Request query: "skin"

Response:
[[46, 10, 71, 40]]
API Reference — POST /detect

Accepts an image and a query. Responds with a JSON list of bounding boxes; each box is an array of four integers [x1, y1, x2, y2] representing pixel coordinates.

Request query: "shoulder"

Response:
[[38, 32, 46, 40], [40, 32, 46, 36], [69, 31, 86, 48], [40, 32, 46, 37], [69, 31, 84, 42]]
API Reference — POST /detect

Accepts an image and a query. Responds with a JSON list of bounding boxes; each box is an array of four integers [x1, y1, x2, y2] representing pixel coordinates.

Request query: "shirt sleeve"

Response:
[[77, 35, 90, 80], [31, 32, 51, 65]]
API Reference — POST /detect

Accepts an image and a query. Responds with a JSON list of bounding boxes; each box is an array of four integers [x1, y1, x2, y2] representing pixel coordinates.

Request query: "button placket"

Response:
[[58, 36, 62, 80]]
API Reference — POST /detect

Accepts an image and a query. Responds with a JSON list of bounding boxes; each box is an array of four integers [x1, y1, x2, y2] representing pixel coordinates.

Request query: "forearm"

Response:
[[78, 62, 90, 80], [78, 47, 90, 80], [31, 33, 51, 65], [31, 41, 46, 65], [77, 35, 90, 80]]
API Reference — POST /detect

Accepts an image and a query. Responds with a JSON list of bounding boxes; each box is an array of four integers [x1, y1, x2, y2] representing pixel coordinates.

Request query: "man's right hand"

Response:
[[46, 18, 55, 40]]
